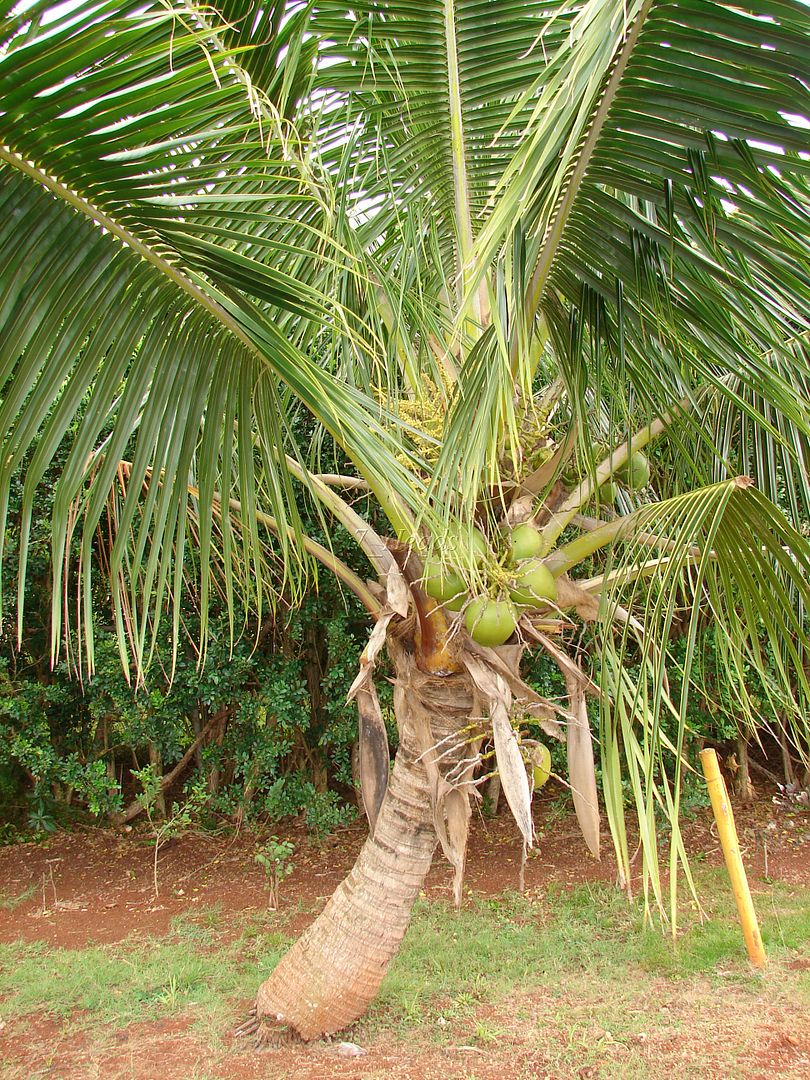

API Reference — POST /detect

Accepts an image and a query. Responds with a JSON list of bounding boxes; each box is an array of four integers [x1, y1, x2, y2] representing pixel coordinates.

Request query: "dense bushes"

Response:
[[3, 554, 798, 839], [1, 445, 802, 839], [0, 575, 381, 835]]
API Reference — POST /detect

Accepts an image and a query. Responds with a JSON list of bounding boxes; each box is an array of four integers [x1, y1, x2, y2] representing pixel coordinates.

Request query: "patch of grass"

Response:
[[0, 927, 289, 1030], [237, 898, 312, 938], [370, 870, 810, 1033], [0, 883, 36, 910], [634, 871, 810, 982], [473, 1019, 504, 1045], [169, 904, 224, 944]]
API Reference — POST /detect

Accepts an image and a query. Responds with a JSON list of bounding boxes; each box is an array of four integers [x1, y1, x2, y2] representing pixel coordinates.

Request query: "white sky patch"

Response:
[[712, 176, 735, 192], [748, 139, 785, 156], [781, 112, 810, 130]]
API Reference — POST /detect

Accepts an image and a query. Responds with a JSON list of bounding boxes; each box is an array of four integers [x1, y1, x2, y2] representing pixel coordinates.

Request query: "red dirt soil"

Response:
[[2, 786, 808, 948], [0, 802, 616, 949]]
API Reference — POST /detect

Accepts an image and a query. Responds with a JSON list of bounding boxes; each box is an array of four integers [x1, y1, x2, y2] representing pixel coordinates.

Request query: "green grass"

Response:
[[1, 872, 810, 1079], [367, 869, 810, 1034], [0, 906, 290, 1031], [0, 884, 37, 911]]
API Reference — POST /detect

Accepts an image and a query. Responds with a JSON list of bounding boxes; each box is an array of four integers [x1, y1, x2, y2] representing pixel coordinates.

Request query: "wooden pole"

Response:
[[699, 748, 766, 969]]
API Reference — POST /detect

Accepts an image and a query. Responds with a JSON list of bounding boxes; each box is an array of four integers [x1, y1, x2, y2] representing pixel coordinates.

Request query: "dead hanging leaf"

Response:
[[463, 655, 534, 849], [440, 727, 483, 908], [521, 700, 565, 741], [491, 698, 535, 849], [555, 574, 601, 621], [363, 608, 395, 668], [564, 672, 600, 859], [365, 579, 386, 603], [346, 608, 395, 701], [356, 681, 389, 832], [346, 609, 397, 830], [443, 788, 471, 908], [530, 630, 600, 699], [463, 639, 564, 742], [494, 644, 525, 677], [386, 564, 410, 617]]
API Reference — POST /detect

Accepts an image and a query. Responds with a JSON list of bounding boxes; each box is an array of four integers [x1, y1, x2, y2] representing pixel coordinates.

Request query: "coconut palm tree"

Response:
[[2, 0, 810, 1044]]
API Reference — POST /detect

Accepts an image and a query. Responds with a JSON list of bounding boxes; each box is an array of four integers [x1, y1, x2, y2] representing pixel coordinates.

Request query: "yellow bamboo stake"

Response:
[[699, 748, 766, 969]]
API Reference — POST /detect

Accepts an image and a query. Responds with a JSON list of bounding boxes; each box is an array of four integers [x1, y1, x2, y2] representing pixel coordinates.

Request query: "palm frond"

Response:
[[593, 479, 810, 921], [454, 0, 810, 514], [0, 0, 434, 670]]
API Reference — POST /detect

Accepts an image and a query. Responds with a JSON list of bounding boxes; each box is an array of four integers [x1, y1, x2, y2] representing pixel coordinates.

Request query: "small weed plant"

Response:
[[135, 767, 208, 897], [254, 836, 295, 909]]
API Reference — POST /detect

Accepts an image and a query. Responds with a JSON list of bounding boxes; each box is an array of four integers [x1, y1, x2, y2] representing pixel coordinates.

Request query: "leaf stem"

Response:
[[541, 401, 687, 547]]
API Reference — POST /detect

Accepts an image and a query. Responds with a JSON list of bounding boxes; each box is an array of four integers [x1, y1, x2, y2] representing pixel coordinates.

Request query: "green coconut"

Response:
[[464, 598, 517, 647], [422, 558, 467, 610], [509, 558, 558, 609], [600, 480, 619, 502], [507, 523, 544, 562], [526, 743, 552, 789], [464, 525, 490, 564], [443, 524, 489, 567], [618, 451, 650, 490]]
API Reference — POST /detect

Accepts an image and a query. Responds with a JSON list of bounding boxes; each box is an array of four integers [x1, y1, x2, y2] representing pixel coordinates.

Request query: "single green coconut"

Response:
[[509, 558, 558, 609], [443, 524, 489, 567], [464, 597, 517, 647], [422, 558, 467, 611], [463, 525, 490, 564], [507, 522, 544, 562], [618, 451, 650, 490], [600, 480, 619, 502], [526, 743, 552, 789], [444, 591, 467, 612]]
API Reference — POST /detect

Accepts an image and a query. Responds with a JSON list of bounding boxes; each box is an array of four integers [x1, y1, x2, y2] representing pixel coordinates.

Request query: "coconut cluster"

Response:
[[422, 523, 558, 647]]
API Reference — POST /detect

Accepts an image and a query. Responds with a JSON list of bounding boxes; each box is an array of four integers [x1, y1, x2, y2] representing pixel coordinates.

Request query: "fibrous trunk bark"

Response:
[[248, 639, 473, 1042]]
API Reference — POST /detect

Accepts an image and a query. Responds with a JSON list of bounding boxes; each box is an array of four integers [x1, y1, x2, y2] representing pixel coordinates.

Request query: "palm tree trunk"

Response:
[[247, 639, 472, 1043]]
